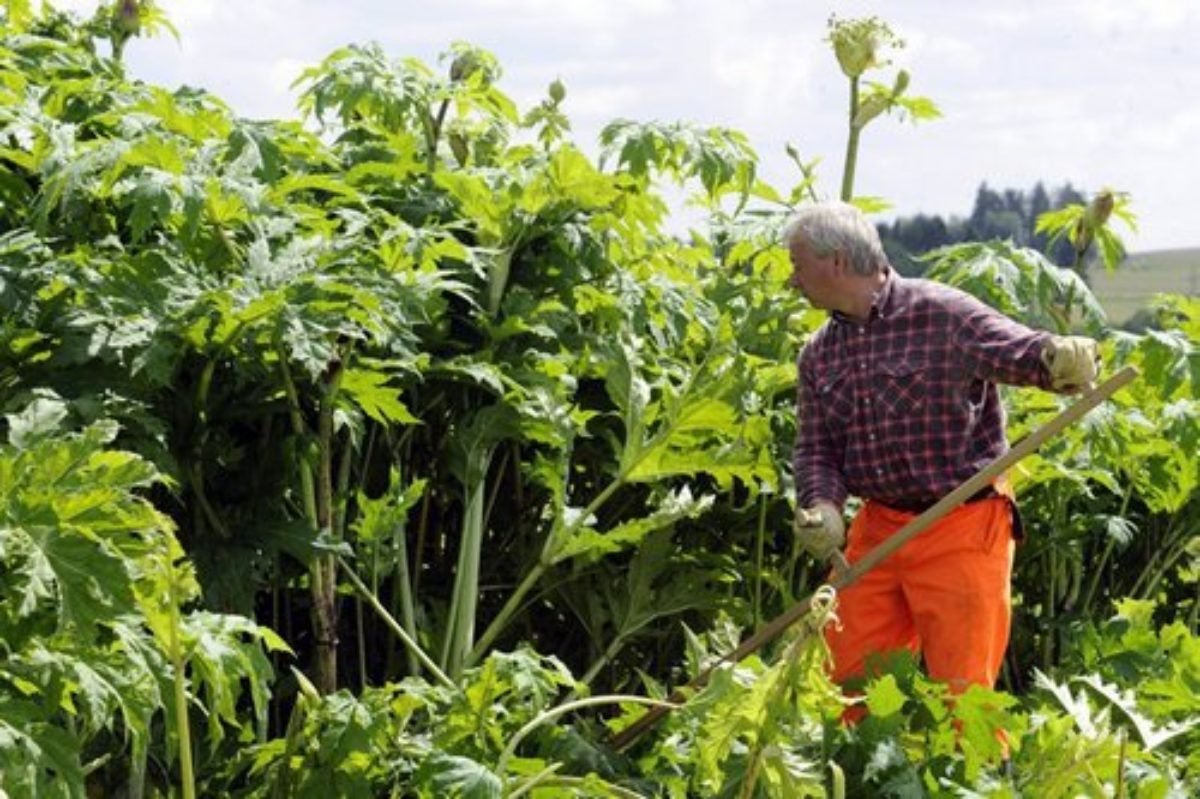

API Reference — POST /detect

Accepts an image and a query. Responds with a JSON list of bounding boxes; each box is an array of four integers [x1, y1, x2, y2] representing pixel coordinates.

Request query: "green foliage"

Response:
[[2, 5, 1197, 796], [0, 402, 284, 796], [924, 239, 1108, 335]]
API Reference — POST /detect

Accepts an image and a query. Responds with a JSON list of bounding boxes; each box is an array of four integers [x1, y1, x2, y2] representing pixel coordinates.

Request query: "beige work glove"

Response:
[[793, 502, 845, 562], [1042, 335, 1100, 393]]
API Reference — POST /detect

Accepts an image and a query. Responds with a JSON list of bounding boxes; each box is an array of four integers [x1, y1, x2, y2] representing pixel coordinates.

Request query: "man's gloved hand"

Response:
[[1042, 335, 1100, 393], [793, 502, 845, 561]]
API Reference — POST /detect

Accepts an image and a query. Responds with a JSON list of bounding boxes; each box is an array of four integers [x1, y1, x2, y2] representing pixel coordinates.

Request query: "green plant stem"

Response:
[[1064, 547, 1083, 611], [1136, 520, 1195, 600], [396, 543, 420, 678], [483, 444, 509, 534], [1188, 579, 1199, 634], [443, 464, 490, 678], [278, 341, 335, 692], [753, 493, 767, 631], [272, 671, 313, 799], [411, 474, 432, 599], [1043, 546, 1058, 669], [309, 361, 344, 693], [1129, 514, 1189, 597], [337, 556, 455, 689], [196, 358, 216, 425], [271, 554, 282, 733], [840, 76, 861, 201], [355, 592, 367, 689], [277, 344, 318, 521], [496, 695, 677, 784], [389, 462, 420, 677], [188, 461, 230, 538], [512, 773, 644, 799], [506, 762, 564, 799], [829, 762, 846, 799], [579, 633, 627, 688], [424, 99, 449, 178], [333, 433, 353, 539], [1116, 729, 1127, 798], [166, 563, 196, 799], [739, 742, 765, 799], [1081, 537, 1115, 613], [1080, 489, 1133, 616]]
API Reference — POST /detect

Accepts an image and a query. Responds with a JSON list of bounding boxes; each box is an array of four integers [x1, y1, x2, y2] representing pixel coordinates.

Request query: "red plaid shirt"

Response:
[[793, 270, 1053, 510]]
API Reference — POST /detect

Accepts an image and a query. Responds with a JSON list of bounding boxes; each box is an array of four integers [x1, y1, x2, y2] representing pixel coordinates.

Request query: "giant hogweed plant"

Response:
[[1, 0, 810, 705]]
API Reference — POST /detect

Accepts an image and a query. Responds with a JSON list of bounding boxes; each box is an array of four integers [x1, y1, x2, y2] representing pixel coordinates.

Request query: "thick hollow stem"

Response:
[[166, 564, 196, 799], [840, 76, 861, 201]]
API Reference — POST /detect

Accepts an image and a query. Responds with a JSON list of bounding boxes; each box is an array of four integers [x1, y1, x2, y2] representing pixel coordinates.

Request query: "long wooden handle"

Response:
[[611, 366, 1138, 750]]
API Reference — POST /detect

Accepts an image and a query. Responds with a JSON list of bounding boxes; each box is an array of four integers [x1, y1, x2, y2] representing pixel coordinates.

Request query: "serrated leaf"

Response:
[[416, 752, 501, 798], [5, 397, 68, 448], [340, 367, 419, 425], [1075, 673, 1200, 750], [864, 673, 907, 718]]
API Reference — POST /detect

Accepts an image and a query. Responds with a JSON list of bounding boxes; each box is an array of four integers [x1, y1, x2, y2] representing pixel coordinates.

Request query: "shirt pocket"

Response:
[[814, 367, 854, 430], [877, 356, 929, 419]]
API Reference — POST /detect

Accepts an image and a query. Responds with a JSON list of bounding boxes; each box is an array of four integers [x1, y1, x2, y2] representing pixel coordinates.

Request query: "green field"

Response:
[[1090, 247, 1200, 323]]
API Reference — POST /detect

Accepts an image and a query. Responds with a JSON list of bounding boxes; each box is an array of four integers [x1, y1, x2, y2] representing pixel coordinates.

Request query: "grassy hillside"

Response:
[[1090, 247, 1200, 324]]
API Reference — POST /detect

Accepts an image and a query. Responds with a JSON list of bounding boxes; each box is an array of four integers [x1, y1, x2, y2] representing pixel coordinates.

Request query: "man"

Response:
[[784, 201, 1097, 696]]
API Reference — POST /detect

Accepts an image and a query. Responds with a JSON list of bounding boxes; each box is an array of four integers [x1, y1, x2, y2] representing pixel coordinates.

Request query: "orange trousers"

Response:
[[826, 496, 1015, 693]]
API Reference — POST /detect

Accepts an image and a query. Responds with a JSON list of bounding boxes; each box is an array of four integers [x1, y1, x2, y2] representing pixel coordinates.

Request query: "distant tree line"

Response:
[[878, 182, 1086, 275]]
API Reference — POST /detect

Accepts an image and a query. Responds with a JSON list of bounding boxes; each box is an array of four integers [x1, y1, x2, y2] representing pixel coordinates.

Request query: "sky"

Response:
[[53, 0, 1200, 253]]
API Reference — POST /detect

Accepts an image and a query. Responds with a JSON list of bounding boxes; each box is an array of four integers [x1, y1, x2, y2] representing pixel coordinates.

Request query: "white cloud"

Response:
[[1074, 0, 1197, 33], [1131, 108, 1200, 152], [564, 84, 643, 119]]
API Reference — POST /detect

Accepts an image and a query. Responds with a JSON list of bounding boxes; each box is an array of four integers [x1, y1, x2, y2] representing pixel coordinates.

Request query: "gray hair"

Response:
[[780, 201, 888, 277]]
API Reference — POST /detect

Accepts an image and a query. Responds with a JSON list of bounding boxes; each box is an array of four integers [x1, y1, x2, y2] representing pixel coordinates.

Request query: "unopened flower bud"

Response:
[[448, 132, 469, 166], [892, 69, 910, 97], [833, 35, 874, 78], [116, 0, 140, 35], [1086, 190, 1115, 228], [449, 52, 476, 82], [549, 78, 566, 104]]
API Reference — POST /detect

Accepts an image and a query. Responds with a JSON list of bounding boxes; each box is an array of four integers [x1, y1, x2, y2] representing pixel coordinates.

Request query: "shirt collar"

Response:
[[832, 267, 900, 326]]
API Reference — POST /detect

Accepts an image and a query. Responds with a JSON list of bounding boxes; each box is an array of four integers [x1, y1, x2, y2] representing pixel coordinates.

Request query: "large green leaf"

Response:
[[550, 486, 713, 564], [0, 699, 83, 799]]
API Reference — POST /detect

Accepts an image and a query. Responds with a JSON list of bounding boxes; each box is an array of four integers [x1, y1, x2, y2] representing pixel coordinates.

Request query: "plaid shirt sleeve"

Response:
[[953, 291, 1054, 389], [793, 345, 848, 510]]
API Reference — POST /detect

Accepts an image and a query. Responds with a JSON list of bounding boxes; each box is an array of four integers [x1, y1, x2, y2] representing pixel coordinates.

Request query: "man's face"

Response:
[[788, 238, 840, 310]]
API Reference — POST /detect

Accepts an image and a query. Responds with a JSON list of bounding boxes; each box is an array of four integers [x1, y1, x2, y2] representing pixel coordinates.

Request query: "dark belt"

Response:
[[881, 485, 1000, 515], [878, 485, 1024, 540]]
